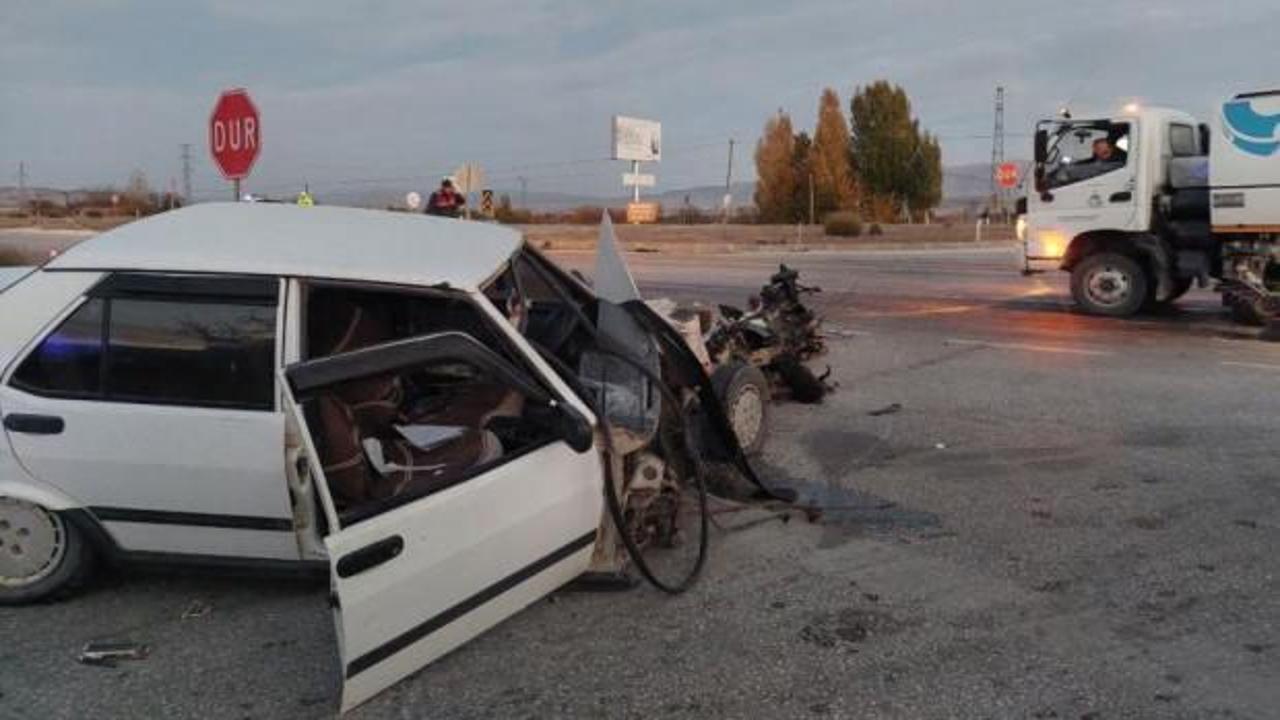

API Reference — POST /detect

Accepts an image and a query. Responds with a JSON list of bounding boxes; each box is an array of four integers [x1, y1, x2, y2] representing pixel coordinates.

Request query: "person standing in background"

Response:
[[425, 178, 466, 218]]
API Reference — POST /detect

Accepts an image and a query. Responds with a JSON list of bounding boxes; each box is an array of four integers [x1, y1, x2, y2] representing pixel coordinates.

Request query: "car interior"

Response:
[[300, 283, 558, 524]]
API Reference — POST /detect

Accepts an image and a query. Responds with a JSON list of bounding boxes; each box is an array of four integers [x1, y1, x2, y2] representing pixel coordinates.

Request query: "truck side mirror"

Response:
[[1198, 123, 1211, 156], [1033, 129, 1049, 194]]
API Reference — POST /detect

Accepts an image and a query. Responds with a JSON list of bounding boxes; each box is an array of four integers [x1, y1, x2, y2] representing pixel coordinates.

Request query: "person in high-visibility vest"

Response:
[[296, 191, 315, 207]]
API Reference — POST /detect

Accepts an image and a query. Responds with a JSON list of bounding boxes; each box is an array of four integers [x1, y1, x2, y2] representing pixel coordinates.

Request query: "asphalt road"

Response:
[[3, 242, 1279, 719]]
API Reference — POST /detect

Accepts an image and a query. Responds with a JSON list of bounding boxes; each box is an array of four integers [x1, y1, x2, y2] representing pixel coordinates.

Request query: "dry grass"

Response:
[[0, 244, 35, 266]]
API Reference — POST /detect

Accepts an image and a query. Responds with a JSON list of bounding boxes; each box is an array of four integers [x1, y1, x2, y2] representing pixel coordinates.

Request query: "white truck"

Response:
[[1019, 90, 1280, 326]]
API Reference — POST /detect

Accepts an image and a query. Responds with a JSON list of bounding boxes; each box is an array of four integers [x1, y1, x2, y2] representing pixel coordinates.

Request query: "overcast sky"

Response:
[[3, 0, 1278, 200]]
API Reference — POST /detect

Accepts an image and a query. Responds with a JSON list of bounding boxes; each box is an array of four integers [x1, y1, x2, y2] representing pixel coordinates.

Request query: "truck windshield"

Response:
[[1039, 120, 1131, 190]]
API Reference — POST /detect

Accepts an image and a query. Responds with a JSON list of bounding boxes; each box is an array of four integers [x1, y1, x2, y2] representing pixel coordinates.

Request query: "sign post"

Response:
[[995, 162, 1020, 190], [452, 163, 485, 220], [613, 115, 661, 223], [209, 89, 262, 200]]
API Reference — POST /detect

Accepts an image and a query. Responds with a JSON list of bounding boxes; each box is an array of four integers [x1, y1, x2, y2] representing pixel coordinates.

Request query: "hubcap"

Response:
[[1086, 266, 1132, 307], [729, 385, 764, 449], [0, 498, 66, 588]]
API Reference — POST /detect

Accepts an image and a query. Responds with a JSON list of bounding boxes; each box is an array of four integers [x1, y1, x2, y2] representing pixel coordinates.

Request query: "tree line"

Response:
[[754, 81, 942, 224]]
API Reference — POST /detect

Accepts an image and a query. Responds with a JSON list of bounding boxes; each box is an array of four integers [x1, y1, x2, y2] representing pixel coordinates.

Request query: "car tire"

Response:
[[1070, 252, 1148, 317], [711, 362, 770, 456], [0, 498, 94, 605]]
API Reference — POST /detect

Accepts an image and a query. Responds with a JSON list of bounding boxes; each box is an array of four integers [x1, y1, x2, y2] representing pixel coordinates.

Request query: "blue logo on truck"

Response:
[[1222, 99, 1280, 157]]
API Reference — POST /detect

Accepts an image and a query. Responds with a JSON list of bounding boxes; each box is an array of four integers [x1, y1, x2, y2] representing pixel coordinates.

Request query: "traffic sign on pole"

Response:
[[209, 89, 262, 199], [995, 162, 1019, 189]]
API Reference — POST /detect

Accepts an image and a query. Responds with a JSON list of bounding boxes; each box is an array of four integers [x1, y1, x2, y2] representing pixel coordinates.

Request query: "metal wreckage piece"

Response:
[[657, 263, 834, 404], [569, 216, 797, 591]]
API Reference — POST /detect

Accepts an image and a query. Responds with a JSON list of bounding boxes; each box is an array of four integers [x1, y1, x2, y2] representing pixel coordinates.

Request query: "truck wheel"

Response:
[[0, 498, 94, 605], [1070, 252, 1148, 317], [711, 362, 770, 456]]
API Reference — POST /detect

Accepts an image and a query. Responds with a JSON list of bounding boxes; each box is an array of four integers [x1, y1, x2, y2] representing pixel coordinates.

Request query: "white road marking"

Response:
[[1221, 360, 1280, 372], [945, 338, 1113, 356]]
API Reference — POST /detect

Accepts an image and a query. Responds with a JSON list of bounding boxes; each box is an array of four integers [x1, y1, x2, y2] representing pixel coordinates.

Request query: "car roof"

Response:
[[46, 203, 523, 290]]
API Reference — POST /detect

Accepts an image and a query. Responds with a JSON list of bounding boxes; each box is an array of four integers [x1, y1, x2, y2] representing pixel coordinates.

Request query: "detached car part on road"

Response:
[[0, 204, 774, 712]]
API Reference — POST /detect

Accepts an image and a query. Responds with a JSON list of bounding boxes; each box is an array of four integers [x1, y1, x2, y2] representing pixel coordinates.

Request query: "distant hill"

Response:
[[0, 164, 1028, 214]]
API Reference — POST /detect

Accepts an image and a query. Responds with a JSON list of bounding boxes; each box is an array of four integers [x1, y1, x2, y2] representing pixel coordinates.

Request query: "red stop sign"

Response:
[[995, 162, 1019, 189], [209, 89, 261, 181]]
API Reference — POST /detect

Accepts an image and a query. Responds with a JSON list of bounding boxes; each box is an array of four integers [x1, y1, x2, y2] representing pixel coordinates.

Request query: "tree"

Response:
[[810, 88, 859, 218], [791, 131, 812, 223], [849, 81, 943, 222], [753, 110, 798, 223]]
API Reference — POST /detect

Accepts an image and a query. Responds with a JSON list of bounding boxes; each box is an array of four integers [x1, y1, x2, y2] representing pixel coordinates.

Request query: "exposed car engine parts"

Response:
[[705, 264, 832, 403]]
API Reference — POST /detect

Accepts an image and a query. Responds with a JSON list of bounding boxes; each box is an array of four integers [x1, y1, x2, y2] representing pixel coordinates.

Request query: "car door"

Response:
[[0, 272, 298, 560], [280, 331, 602, 713]]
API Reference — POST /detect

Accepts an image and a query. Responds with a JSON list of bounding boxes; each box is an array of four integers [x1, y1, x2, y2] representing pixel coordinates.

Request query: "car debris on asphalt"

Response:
[[77, 641, 150, 667]]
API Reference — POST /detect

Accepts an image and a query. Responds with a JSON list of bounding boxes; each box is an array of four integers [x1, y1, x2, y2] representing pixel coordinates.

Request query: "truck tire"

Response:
[[711, 362, 770, 456], [1070, 252, 1149, 317], [0, 499, 95, 605]]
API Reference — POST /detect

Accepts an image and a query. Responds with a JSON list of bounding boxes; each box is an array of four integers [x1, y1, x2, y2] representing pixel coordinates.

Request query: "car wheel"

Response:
[[0, 498, 94, 605], [1071, 252, 1148, 317], [711, 362, 770, 456]]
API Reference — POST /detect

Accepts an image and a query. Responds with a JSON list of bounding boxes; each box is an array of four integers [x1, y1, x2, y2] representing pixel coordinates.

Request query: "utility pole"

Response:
[[990, 86, 1006, 221], [517, 176, 527, 209], [180, 144, 193, 204], [808, 172, 816, 226], [722, 138, 735, 224], [17, 162, 28, 208]]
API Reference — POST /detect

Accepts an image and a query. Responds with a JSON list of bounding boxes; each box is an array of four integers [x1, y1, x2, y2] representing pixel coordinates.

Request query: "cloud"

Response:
[[4, 0, 1279, 196]]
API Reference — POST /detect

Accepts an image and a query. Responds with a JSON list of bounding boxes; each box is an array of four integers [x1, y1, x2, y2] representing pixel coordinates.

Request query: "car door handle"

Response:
[[3, 413, 65, 435], [336, 535, 404, 578], [1109, 191, 1132, 203]]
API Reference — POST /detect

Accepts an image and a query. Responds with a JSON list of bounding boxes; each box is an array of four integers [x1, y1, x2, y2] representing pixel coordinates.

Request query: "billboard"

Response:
[[612, 116, 661, 162]]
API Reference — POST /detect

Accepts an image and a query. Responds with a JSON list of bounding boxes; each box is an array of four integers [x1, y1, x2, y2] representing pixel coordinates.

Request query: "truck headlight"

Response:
[[1015, 215, 1027, 242], [1037, 230, 1066, 259]]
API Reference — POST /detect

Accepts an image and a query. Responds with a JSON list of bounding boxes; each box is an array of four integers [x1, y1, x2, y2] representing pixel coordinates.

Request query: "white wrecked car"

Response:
[[0, 203, 775, 711]]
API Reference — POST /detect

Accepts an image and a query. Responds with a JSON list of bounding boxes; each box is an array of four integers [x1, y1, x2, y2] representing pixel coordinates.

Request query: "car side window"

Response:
[[105, 298, 277, 409], [10, 274, 278, 410], [12, 297, 106, 395]]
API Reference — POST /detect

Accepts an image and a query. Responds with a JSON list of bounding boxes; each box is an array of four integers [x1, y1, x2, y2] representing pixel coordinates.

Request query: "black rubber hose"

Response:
[[529, 336, 709, 595], [516, 256, 710, 593]]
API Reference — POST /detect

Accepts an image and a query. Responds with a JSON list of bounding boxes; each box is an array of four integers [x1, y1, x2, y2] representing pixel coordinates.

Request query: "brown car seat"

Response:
[[309, 292, 505, 510]]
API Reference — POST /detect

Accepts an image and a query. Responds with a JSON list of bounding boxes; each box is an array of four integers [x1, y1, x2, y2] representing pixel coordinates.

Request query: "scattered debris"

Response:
[[702, 264, 832, 403], [78, 641, 150, 668], [1032, 579, 1069, 593], [1234, 519, 1259, 529], [181, 600, 211, 620], [1128, 514, 1169, 531], [934, 442, 948, 450], [867, 403, 902, 417]]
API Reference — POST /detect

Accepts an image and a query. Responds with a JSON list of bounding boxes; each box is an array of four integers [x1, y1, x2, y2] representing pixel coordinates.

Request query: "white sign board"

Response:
[[622, 172, 656, 188], [405, 191, 422, 210], [453, 163, 486, 194], [612, 116, 661, 162]]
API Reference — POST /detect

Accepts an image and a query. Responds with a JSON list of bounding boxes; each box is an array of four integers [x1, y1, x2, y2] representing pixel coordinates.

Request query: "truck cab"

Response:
[[1022, 105, 1208, 316]]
